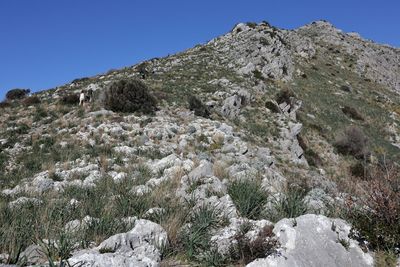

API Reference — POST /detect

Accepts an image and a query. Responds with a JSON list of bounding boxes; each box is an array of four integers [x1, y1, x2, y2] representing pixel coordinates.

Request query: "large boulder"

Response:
[[247, 214, 373, 267], [68, 219, 167, 267]]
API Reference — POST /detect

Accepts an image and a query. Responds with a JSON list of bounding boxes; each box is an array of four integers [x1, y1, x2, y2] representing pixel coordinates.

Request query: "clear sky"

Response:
[[1, 0, 399, 100]]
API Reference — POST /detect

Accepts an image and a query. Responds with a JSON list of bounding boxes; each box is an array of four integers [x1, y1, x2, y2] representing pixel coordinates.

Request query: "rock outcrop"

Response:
[[68, 219, 167, 267], [247, 214, 374, 267]]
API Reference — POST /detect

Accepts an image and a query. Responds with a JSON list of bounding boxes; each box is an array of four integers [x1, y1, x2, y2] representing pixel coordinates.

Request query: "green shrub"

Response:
[[188, 94, 210, 118], [349, 161, 367, 178], [344, 166, 400, 253], [265, 100, 280, 113], [60, 93, 79, 105], [22, 96, 41, 106], [253, 69, 264, 80], [334, 126, 369, 159], [228, 179, 269, 219], [341, 106, 364, 121], [104, 79, 157, 114], [340, 85, 352, 92], [5, 89, 30, 100]]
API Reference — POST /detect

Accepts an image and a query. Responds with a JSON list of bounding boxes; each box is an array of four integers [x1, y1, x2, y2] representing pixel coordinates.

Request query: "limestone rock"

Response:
[[68, 219, 167, 267], [246, 214, 374, 267]]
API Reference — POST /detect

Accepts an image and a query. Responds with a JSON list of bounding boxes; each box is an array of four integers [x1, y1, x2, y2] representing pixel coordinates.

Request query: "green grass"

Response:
[[181, 203, 224, 263], [228, 178, 269, 219], [293, 47, 400, 162], [267, 186, 308, 222], [0, 174, 156, 263]]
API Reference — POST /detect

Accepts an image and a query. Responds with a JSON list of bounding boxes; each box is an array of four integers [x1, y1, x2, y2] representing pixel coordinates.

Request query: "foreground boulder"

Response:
[[68, 219, 167, 267], [247, 214, 373, 267]]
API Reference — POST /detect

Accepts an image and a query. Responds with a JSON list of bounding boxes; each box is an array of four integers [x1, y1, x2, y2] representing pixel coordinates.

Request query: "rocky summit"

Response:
[[0, 20, 399, 267]]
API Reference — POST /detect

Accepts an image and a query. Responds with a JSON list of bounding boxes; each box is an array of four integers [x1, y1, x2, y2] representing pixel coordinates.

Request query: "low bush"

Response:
[[5, 89, 30, 100], [104, 79, 157, 114], [253, 69, 264, 80], [228, 179, 269, 219], [60, 94, 79, 105], [229, 224, 279, 264], [349, 161, 368, 178], [22, 96, 41, 106], [188, 94, 210, 118], [341, 106, 364, 121], [334, 126, 369, 159], [275, 88, 295, 105], [344, 165, 400, 253], [340, 85, 352, 92]]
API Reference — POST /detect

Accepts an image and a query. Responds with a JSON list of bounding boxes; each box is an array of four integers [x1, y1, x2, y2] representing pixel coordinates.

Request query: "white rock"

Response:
[[246, 214, 374, 267], [68, 219, 167, 267]]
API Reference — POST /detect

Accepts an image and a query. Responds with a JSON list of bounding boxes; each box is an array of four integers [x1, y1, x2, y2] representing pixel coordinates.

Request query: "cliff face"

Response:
[[0, 21, 399, 266]]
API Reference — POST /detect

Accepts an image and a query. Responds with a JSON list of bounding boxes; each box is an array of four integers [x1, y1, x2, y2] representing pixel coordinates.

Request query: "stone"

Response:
[[68, 219, 167, 267], [303, 188, 333, 214], [246, 214, 374, 267], [222, 95, 244, 118], [188, 160, 213, 180], [8, 197, 41, 209]]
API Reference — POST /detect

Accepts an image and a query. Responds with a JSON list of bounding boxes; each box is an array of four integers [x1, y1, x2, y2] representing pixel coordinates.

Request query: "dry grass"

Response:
[[213, 160, 230, 180], [98, 155, 109, 174]]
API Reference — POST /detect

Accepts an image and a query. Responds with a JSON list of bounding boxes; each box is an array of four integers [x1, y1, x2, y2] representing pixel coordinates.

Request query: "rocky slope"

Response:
[[0, 20, 399, 266]]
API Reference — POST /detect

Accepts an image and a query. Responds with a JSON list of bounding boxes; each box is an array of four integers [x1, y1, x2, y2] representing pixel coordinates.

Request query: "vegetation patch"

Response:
[[104, 79, 157, 114], [341, 106, 364, 121], [268, 186, 308, 222], [188, 94, 210, 118], [229, 224, 279, 265], [343, 165, 400, 254], [22, 96, 41, 106], [5, 89, 30, 101], [228, 178, 269, 219], [334, 126, 369, 159]]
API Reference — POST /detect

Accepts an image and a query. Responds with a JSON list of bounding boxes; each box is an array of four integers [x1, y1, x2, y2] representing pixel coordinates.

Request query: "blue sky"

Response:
[[1, 0, 399, 100]]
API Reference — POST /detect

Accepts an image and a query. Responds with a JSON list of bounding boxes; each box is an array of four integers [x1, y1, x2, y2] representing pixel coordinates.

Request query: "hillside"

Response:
[[0, 20, 399, 267]]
